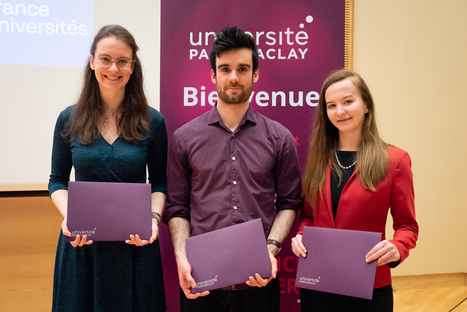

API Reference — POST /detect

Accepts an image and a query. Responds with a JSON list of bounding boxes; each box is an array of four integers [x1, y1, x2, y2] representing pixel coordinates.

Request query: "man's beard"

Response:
[[216, 83, 253, 105]]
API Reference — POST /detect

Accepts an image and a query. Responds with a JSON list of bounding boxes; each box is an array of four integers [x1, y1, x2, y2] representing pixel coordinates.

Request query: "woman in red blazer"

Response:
[[291, 69, 418, 312]]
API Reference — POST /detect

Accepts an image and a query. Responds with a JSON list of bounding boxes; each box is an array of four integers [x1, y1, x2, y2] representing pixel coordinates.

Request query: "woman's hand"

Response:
[[291, 234, 307, 258], [61, 217, 71, 237], [126, 218, 159, 246], [62, 217, 93, 247], [69, 235, 93, 247], [366, 240, 400, 266]]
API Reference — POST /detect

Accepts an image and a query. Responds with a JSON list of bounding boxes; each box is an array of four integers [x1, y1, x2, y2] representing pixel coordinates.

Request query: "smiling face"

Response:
[[325, 78, 368, 139], [210, 48, 259, 106], [89, 36, 134, 97]]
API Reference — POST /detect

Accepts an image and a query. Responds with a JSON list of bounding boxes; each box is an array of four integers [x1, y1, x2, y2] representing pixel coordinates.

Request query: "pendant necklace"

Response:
[[334, 150, 357, 170]]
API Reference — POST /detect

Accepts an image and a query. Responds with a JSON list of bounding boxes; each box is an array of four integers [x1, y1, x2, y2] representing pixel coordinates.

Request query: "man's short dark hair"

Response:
[[209, 26, 259, 76]]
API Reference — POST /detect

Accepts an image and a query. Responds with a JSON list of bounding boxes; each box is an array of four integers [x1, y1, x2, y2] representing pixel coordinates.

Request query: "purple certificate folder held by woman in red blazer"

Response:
[[295, 226, 381, 299], [66, 181, 152, 241]]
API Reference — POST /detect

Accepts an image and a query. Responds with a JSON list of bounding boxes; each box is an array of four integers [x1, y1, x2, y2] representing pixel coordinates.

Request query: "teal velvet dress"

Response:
[[48, 105, 167, 311]]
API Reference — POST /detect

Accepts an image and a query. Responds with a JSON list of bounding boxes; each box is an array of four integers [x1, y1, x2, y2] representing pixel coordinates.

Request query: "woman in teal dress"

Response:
[[48, 25, 167, 311]]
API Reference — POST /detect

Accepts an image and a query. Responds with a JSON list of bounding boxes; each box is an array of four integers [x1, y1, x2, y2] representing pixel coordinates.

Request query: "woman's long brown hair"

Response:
[[302, 69, 389, 213], [63, 24, 149, 144]]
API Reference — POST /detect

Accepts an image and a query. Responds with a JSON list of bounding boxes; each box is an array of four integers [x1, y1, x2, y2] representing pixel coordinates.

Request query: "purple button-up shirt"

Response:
[[164, 105, 302, 238]]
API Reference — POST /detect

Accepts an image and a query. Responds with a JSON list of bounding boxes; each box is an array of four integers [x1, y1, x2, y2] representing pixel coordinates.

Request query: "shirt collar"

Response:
[[207, 103, 257, 126]]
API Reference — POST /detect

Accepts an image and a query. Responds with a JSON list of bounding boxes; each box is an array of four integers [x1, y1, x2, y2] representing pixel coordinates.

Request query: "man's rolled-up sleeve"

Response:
[[274, 130, 303, 212]]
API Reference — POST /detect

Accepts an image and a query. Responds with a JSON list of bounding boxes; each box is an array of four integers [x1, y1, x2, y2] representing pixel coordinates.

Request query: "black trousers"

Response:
[[300, 284, 394, 312], [180, 277, 280, 312]]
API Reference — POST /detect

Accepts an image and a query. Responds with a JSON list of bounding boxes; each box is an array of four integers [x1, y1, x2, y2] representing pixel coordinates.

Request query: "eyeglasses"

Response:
[[96, 55, 135, 70]]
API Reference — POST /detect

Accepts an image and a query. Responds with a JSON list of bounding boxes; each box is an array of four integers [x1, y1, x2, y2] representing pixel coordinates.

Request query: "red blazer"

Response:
[[297, 146, 418, 289]]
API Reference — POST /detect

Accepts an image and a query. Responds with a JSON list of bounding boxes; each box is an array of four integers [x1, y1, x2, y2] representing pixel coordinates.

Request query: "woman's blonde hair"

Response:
[[302, 69, 389, 212]]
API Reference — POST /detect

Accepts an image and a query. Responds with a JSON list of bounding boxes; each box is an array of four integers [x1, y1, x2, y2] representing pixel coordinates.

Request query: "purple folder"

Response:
[[186, 219, 272, 293], [295, 227, 381, 300], [66, 181, 151, 242]]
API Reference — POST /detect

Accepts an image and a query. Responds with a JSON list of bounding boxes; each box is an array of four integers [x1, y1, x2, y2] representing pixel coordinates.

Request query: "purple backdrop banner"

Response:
[[159, 1, 347, 311]]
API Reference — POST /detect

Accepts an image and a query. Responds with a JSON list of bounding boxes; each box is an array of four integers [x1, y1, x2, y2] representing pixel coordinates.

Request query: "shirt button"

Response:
[[232, 156, 236, 161], [233, 181, 237, 185], [233, 206, 238, 210]]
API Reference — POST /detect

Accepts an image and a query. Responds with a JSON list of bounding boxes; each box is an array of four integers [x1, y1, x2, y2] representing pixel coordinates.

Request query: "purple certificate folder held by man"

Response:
[[295, 227, 381, 300], [66, 181, 151, 242], [186, 219, 272, 293]]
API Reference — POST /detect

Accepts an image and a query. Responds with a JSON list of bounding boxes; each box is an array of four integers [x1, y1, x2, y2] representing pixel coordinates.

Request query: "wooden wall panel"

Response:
[[0, 195, 61, 311]]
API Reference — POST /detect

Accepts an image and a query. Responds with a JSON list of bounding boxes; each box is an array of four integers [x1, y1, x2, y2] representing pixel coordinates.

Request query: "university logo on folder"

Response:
[[186, 219, 272, 293], [67, 181, 152, 242], [295, 227, 381, 299]]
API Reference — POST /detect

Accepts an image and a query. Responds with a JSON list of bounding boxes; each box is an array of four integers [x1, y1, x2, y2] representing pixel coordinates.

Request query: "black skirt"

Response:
[[52, 231, 166, 312]]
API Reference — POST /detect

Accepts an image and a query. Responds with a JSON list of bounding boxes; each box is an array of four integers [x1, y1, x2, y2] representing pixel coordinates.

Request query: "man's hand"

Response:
[[245, 245, 278, 287], [177, 257, 210, 299]]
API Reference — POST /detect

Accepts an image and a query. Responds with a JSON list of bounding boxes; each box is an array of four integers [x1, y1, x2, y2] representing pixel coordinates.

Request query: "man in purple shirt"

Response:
[[163, 26, 302, 312]]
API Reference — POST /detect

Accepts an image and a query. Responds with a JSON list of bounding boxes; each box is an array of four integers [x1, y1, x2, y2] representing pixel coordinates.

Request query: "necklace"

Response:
[[104, 110, 115, 123], [104, 106, 119, 123], [334, 150, 357, 170]]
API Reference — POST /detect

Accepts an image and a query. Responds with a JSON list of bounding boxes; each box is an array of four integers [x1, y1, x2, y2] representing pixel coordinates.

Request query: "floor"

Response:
[[394, 286, 467, 312]]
